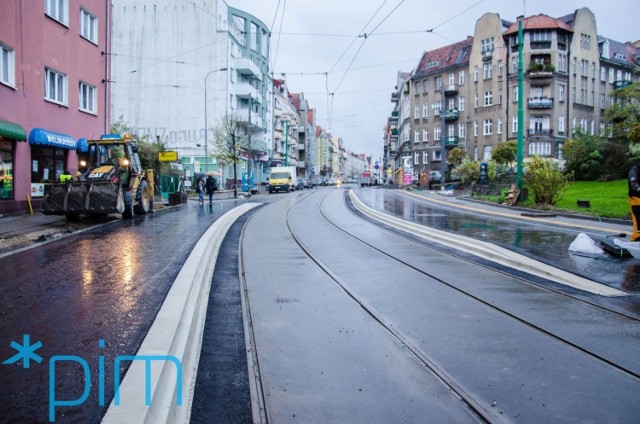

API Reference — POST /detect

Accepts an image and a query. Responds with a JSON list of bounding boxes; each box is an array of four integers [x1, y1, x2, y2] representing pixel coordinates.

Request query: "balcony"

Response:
[[391, 92, 399, 102], [482, 50, 492, 62], [235, 57, 262, 80], [613, 80, 632, 89], [527, 129, 553, 139], [527, 97, 554, 109], [389, 111, 399, 123], [527, 63, 555, 80], [236, 109, 263, 130], [443, 109, 459, 121], [444, 136, 459, 147], [445, 84, 458, 95], [235, 83, 259, 101]]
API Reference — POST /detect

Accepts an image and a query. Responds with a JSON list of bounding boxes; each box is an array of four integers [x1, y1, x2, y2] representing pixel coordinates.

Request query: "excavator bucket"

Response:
[[41, 181, 124, 216]]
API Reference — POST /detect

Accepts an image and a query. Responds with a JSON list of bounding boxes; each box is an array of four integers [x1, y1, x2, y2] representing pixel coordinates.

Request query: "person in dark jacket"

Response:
[[205, 175, 217, 205], [628, 164, 640, 241]]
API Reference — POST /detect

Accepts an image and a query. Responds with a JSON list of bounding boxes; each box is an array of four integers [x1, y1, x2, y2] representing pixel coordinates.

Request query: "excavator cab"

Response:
[[41, 136, 154, 221]]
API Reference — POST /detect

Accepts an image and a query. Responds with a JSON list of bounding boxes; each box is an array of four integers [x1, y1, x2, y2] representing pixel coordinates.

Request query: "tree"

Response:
[[447, 147, 464, 167], [561, 133, 604, 181], [492, 141, 517, 168], [604, 81, 640, 144], [524, 155, 572, 208], [452, 158, 480, 185], [213, 113, 251, 198], [110, 115, 165, 173]]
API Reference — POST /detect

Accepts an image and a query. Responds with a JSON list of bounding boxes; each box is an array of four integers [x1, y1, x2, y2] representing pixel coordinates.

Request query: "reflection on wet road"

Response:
[[355, 188, 638, 292], [0, 200, 251, 423]]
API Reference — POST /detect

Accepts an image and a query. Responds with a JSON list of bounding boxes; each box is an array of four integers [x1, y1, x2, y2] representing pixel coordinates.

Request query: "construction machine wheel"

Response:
[[134, 180, 150, 215], [65, 213, 80, 222], [122, 192, 134, 219]]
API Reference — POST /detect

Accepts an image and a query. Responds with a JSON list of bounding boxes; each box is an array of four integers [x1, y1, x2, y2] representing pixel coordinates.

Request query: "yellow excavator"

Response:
[[41, 136, 154, 221]]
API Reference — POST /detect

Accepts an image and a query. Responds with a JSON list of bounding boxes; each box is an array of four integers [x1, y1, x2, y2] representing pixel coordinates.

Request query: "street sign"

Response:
[[158, 151, 178, 162]]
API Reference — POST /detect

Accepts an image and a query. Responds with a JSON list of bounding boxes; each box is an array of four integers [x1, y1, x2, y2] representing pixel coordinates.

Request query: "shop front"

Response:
[[28, 128, 78, 206], [0, 119, 28, 204]]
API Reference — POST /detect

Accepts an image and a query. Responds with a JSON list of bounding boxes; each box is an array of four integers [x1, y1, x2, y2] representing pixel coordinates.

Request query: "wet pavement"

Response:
[[0, 199, 257, 423], [353, 187, 638, 293]]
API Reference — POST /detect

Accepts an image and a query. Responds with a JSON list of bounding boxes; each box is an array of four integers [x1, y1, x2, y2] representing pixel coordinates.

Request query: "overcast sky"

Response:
[[225, 0, 638, 161]]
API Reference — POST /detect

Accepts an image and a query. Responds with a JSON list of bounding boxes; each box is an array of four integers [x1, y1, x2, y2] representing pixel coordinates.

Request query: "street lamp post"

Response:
[[204, 67, 227, 175]]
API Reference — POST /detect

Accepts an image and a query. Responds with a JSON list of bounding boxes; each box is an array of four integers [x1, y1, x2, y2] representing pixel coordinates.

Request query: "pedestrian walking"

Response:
[[205, 175, 217, 205], [628, 164, 640, 241], [197, 177, 205, 205]]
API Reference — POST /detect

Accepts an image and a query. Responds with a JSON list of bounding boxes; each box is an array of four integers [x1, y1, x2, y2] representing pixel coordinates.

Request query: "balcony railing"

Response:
[[235, 57, 261, 80], [444, 136, 459, 147], [391, 92, 399, 102], [445, 84, 458, 95], [482, 50, 492, 62], [235, 83, 259, 100], [527, 129, 553, 137], [527, 97, 554, 109], [613, 80, 632, 89], [390, 111, 399, 122], [443, 109, 459, 121]]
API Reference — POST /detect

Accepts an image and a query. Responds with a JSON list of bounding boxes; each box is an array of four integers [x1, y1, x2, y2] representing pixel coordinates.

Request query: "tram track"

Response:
[[279, 188, 640, 422]]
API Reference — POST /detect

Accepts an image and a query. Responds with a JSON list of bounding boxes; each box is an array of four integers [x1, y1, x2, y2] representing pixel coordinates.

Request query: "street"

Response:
[[1, 187, 639, 423]]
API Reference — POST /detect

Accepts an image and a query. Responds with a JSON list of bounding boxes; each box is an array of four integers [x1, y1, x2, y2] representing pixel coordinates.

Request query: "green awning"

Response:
[[0, 119, 27, 141]]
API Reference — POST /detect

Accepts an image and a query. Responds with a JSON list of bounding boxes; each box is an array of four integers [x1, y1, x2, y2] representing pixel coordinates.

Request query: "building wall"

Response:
[[0, 0, 108, 213]]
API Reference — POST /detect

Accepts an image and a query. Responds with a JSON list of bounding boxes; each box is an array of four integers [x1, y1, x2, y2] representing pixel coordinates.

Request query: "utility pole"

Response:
[[285, 119, 289, 166], [516, 18, 525, 191], [440, 79, 446, 191]]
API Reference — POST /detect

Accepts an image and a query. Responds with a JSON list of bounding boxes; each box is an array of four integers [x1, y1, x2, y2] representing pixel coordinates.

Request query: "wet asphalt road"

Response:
[[241, 187, 640, 422], [0, 199, 257, 424], [2, 186, 640, 423]]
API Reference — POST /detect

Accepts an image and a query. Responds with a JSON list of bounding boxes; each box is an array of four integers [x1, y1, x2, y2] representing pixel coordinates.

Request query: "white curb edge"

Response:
[[349, 191, 626, 297], [102, 202, 262, 424]]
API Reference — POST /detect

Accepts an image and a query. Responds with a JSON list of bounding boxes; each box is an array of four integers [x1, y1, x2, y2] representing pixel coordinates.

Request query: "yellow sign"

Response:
[[158, 151, 178, 162]]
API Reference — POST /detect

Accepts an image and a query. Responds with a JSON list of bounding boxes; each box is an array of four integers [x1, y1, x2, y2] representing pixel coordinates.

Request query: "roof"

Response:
[[504, 14, 573, 36], [413, 37, 473, 79], [599, 36, 640, 67]]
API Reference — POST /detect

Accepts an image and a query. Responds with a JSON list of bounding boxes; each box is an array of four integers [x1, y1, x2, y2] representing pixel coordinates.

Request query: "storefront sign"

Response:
[[158, 151, 178, 162], [30, 183, 45, 198]]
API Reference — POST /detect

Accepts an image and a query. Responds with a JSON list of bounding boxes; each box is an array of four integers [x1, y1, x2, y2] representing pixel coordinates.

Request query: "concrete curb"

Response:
[[101, 202, 262, 424], [349, 190, 626, 297]]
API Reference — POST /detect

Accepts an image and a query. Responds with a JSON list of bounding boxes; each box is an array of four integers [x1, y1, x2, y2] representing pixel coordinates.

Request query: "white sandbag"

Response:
[[568, 233, 605, 255], [614, 238, 640, 259]]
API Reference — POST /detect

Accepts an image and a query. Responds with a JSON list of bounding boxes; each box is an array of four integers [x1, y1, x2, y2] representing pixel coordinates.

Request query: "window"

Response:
[[559, 115, 565, 133], [483, 119, 492, 135], [423, 128, 429, 142], [45, 68, 67, 105], [513, 86, 518, 102], [497, 118, 503, 134], [609, 68, 614, 83], [511, 57, 517, 73], [559, 85, 565, 102], [481, 37, 495, 52], [483, 91, 492, 107], [458, 70, 465, 86], [261, 29, 269, 57], [434, 100, 442, 115], [45, 0, 68, 25], [531, 30, 551, 42], [458, 123, 465, 139], [558, 54, 567, 72], [600, 66, 606, 81], [0, 43, 15, 87], [458, 96, 465, 111], [433, 150, 441, 161], [599, 122, 605, 137], [423, 80, 429, 93], [529, 142, 551, 156], [483, 145, 492, 160], [414, 82, 420, 95], [580, 33, 591, 50], [474, 94, 479, 108], [600, 93, 606, 109], [414, 130, 420, 143], [498, 89, 503, 104], [434, 126, 441, 141], [80, 9, 98, 44], [0, 142, 14, 199], [414, 152, 419, 165], [447, 98, 455, 111], [498, 60, 503, 77], [414, 105, 420, 119], [79, 81, 97, 114], [483, 63, 492, 80], [474, 65, 478, 82], [448, 73, 455, 86], [250, 23, 259, 51], [422, 151, 428, 164], [572, 57, 576, 75], [512, 116, 518, 133], [422, 103, 429, 118], [473, 121, 478, 137]]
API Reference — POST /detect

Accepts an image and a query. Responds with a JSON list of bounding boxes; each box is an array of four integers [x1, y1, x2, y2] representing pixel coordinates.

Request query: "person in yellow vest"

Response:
[[628, 164, 640, 241], [59, 169, 72, 184]]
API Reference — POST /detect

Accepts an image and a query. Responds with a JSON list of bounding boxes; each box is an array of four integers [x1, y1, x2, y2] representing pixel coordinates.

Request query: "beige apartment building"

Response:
[[384, 7, 640, 181]]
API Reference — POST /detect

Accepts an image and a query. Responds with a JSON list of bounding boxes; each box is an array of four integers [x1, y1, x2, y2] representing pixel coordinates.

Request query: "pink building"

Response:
[[0, 0, 110, 214]]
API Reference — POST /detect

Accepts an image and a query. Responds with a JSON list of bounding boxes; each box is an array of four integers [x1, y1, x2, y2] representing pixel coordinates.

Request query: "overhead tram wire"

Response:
[[270, 0, 287, 73]]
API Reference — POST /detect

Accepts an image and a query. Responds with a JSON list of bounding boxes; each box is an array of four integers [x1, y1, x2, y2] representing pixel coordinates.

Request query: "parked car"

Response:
[[302, 179, 312, 189], [294, 180, 304, 190], [429, 170, 442, 181]]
